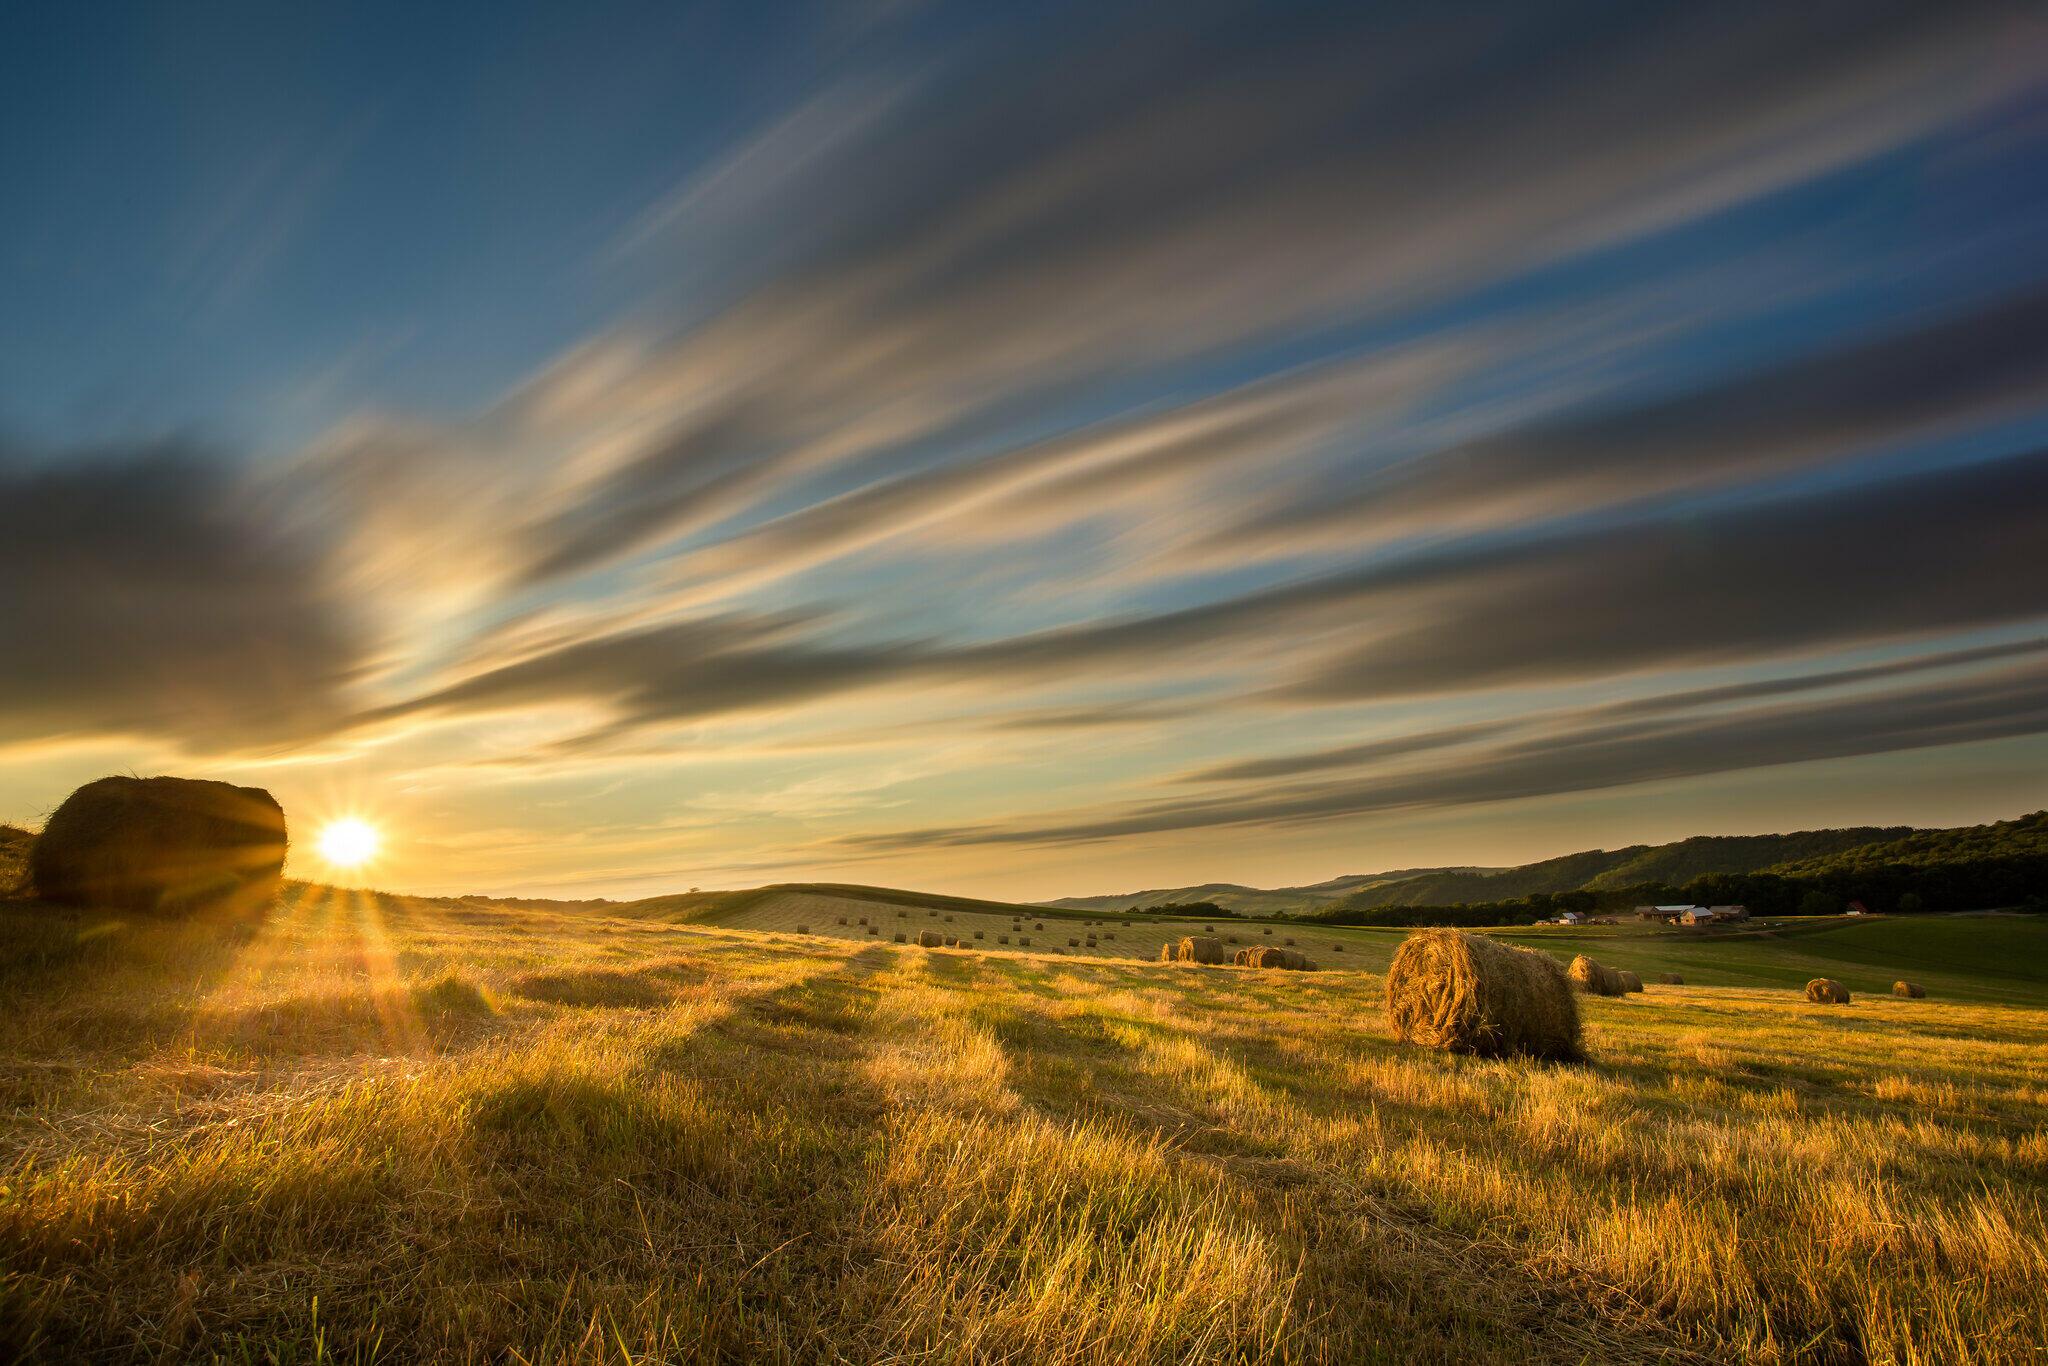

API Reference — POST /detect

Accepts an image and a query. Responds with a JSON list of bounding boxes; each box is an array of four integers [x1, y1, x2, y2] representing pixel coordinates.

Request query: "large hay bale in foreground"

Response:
[[1892, 980, 1926, 998], [1385, 930, 1580, 1061], [1806, 977, 1851, 1004], [30, 776, 286, 915], [1175, 935, 1225, 964], [1567, 954, 1628, 997], [1617, 970, 1644, 994]]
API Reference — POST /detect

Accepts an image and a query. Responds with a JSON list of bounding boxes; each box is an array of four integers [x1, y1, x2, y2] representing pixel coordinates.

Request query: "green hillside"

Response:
[[1768, 810, 2048, 875]]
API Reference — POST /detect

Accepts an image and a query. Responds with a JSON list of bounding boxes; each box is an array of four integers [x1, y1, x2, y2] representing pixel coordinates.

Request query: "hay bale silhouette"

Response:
[[1567, 954, 1628, 996], [1262, 928, 1273, 936], [999, 935, 1009, 944], [1892, 980, 1926, 998], [1069, 938, 1080, 947], [1657, 972, 1683, 985], [1175, 935, 1225, 964], [1385, 929, 1580, 1061], [1232, 947, 1252, 965], [836, 917, 847, 925], [1034, 922, 1044, 930], [1806, 978, 1851, 1004], [796, 924, 810, 934], [1019, 936, 1031, 946], [1248, 946, 1315, 971], [1284, 938, 1295, 946], [917, 930, 943, 948], [1618, 970, 1644, 993], [30, 775, 287, 915], [1159, 943, 1174, 962], [894, 932, 906, 943], [1331, 944, 1344, 953]]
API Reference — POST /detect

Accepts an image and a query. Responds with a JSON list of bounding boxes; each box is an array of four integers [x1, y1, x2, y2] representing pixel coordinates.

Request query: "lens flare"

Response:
[[316, 818, 380, 869]]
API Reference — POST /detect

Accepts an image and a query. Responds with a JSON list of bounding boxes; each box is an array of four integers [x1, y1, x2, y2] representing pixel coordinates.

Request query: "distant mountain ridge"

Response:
[[1045, 868, 1490, 915], [1051, 825, 1922, 916]]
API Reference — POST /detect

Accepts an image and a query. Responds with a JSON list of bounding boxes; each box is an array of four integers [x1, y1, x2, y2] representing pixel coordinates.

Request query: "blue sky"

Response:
[[3, 0, 2047, 898]]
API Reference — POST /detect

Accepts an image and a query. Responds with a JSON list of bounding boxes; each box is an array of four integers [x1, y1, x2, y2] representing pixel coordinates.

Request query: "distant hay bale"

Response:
[[1806, 978, 1850, 1004], [1567, 955, 1628, 996], [1034, 922, 1044, 930], [894, 932, 906, 943], [30, 775, 287, 916], [1331, 944, 1344, 953], [1284, 938, 1295, 946], [1175, 935, 1225, 964], [917, 930, 943, 948], [1618, 970, 1644, 993], [1892, 980, 1926, 998], [897, 910, 906, 918], [1019, 936, 1031, 946], [866, 926, 877, 935], [945, 914, 954, 922], [1069, 938, 1080, 947], [944, 936, 958, 947], [795, 925, 810, 934], [836, 917, 847, 925], [974, 930, 984, 939], [1246, 946, 1315, 971], [999, 935, 1010, 944], [858, 917, 867, 925], [1262, 928, 1273, 936], [1658, 972, 1683, 985], [1385, 929, 1581, 1061]]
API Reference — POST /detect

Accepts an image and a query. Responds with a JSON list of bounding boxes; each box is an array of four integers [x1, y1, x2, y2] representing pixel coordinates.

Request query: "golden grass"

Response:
[[0, 886, 2044, 1362]]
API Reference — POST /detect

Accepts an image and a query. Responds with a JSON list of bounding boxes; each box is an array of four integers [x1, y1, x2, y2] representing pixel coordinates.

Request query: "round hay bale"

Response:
[[944, 936, 958, 947], [1892, 980, 1926, 998], [1262, 928, 1273, 936], [1806, 977, 1851, 1004], [1657, 972, 1683, 985], [796, 924, 810, 934], [1019, 936, 1031, 946], [1175, 935, 1226, 964], [1232, 947, 1252, 965], [1284, 938, 1295, 946], [998, 935, 1010, 944], [836, 917, 847, 925], [1034, 922, 1044, 930], [1566, 954, 1628, 997], [917, 929, 943, 947], [1158, 942, 1174, 961], [1385, 929, 1581, 1061], [893, 932, 906, 943], [1617, 970, 1644, 994], [974, 930, 984, 939], [30, 775, 287, 916]]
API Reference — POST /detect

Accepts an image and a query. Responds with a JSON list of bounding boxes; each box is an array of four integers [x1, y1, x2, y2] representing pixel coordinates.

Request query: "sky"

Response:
[[3, 0, 2048, 901]]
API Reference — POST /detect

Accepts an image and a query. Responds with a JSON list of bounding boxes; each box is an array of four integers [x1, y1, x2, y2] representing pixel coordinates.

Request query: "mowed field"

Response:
[[0, 886, 2044, 1363], [708, 890, 1348, 965]]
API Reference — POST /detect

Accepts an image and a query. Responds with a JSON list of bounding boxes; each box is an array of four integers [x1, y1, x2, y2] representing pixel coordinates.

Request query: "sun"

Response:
[[316, 817, 381, 869]]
